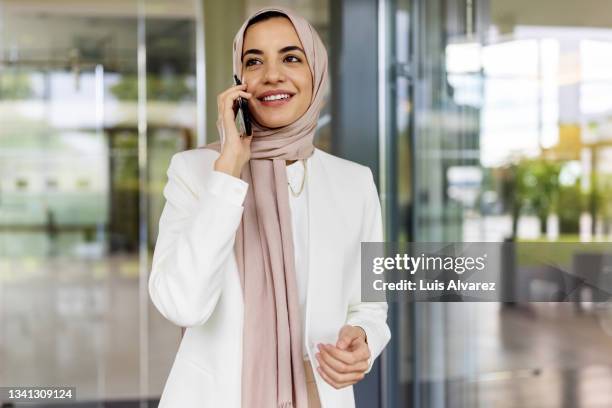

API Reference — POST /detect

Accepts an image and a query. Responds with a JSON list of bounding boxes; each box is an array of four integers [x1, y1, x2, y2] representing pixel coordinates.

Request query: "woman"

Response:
[[149, 6, 390, 408]]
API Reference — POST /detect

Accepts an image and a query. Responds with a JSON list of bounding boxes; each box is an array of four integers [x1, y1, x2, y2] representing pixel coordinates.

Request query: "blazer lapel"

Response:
[[304, 149, 338, 340]]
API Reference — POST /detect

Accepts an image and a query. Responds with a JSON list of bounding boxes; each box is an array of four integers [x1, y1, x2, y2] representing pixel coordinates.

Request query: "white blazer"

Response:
[[149, 147, 391, 408]]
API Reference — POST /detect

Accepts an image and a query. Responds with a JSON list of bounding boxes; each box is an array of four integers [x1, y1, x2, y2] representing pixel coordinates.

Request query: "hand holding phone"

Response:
[[213, 79, 253, 178], [233, 75, 252, 137]]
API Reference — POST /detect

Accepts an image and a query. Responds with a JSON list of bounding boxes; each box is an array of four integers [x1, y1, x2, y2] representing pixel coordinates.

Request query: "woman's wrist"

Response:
[[214, 154, 243, 178]]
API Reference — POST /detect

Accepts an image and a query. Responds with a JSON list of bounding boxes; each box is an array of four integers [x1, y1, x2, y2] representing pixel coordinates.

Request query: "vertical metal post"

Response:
[[94, 63, 107, 403], [330, 0, 383, 406], [377, 0, 390, 406], [137, 0, 149, 405], [195, 0, 207, 146]]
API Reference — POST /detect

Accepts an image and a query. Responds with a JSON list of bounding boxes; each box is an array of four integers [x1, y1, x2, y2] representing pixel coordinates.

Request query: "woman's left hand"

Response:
[[315, 325, 370, 389]]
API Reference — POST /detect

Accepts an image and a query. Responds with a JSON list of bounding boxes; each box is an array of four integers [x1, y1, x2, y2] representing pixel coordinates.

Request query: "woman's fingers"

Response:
[[316, 366, 355, 389], [316, 344, 368, 374], [217, 83, 247, 110], [315, 357, 365, 389], [319, 341, 370, 366], [221, 90, 252, 120], [214, 83, 253, 177], [216, 83, 249, 133], [314, 342, 369, 389], [221, 90, 252, 140]]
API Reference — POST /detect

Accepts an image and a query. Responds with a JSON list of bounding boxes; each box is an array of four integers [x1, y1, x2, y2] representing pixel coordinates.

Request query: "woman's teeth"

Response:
[[262, 94, 291, 101]]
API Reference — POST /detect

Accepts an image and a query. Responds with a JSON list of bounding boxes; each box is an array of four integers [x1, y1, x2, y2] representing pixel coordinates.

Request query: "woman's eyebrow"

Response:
[[242, 45, 306, 60], [279, 45, 305, 54]]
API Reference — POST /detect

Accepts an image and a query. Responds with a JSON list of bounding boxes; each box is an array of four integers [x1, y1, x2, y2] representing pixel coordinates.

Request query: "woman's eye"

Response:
[[285, 55, 301, 63], [245, 56, 301, 67]]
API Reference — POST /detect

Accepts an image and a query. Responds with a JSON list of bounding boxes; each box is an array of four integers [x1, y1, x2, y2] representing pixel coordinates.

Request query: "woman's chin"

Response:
[[255, 115, 294, 129]]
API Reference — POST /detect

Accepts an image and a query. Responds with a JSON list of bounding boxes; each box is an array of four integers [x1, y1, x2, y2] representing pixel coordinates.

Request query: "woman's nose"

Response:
[[263, 62, 285, 83]]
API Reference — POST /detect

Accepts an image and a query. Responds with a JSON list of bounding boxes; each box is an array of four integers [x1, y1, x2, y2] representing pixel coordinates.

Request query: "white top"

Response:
[[286, 159, 310, 357], [208, 159, 310, 357]]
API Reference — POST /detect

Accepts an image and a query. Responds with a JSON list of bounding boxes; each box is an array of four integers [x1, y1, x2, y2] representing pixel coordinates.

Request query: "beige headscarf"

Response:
[[204, 6, 328, 408]]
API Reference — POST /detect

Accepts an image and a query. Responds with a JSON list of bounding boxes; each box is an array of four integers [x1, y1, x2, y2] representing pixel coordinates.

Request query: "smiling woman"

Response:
[[240, 12, 313, 129], [149, 6, 390, 408]]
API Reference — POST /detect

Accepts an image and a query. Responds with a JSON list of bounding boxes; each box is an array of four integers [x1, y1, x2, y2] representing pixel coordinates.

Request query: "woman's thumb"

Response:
[[336, 325, 356, 350]]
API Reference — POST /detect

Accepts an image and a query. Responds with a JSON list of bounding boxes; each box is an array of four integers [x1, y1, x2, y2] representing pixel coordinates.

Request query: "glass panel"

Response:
[[0, 61, 108, 395], [143, 1, 198, 398], [384, 0, 612, 407], [0, 0, 197, 404]]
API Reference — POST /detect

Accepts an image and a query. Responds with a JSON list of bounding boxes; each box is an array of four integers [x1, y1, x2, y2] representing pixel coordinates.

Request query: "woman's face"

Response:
[[241, 17, 313, 128]]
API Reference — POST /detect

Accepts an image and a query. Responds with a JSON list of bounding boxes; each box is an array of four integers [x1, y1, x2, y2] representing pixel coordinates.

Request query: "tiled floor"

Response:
[[0, 254, 179, 403], [4, 256, 612, 407], [446, 303, 612, 407]]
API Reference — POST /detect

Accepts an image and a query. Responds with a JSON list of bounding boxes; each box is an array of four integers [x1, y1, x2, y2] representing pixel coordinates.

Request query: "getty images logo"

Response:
[[372, 253, 488, 275]]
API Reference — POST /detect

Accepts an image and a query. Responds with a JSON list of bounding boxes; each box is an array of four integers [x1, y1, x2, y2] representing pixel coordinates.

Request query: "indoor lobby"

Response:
[[2, 0, 612, 407]]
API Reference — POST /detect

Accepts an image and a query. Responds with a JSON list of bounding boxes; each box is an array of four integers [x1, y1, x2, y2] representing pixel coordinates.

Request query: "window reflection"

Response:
[[0, 0, 197, 402], [385, 0, 612, 406]]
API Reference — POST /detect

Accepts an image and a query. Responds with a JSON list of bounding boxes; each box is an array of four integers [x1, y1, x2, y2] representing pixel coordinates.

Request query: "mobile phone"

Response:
[[233, 75, 252, 137]]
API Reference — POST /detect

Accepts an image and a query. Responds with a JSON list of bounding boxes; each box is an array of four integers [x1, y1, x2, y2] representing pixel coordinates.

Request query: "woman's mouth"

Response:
[[258, 93, 294, 107]]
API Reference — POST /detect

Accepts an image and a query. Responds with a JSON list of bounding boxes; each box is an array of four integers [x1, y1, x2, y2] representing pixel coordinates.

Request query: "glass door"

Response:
[[383, 0, 612, 407], [0, 61, 117, 399], [0, 1, 198, 404]]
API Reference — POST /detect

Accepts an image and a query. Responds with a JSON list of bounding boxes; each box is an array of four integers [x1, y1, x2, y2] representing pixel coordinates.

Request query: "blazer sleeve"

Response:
[[345, 167, 391, 374], [148, 152, 248, 327]]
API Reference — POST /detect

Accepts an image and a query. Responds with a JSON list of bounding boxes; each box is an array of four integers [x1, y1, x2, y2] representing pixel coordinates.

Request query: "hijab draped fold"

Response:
[[203, 7, 329, 408]]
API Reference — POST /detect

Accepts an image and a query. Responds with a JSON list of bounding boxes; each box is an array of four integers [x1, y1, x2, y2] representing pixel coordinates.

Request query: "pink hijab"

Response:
[[204, 6, 328, 408]]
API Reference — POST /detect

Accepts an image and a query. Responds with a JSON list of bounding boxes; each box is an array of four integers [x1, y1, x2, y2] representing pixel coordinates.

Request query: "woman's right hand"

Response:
[[214, 83, 253, 178]]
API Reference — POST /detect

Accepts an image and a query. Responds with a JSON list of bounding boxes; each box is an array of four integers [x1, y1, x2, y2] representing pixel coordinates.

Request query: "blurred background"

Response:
[[1, 0, 612, 407]]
